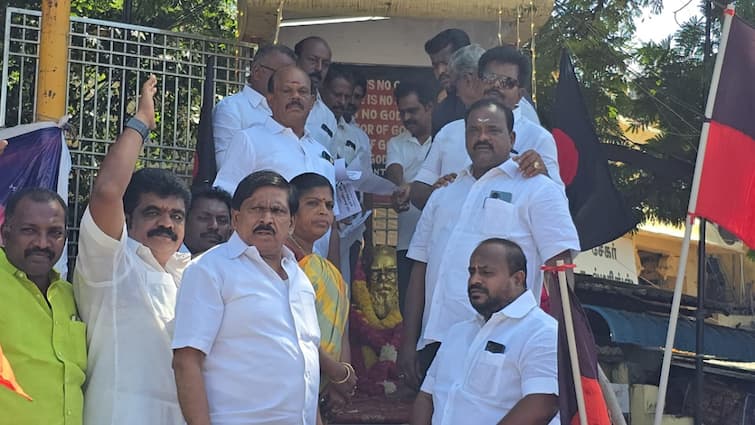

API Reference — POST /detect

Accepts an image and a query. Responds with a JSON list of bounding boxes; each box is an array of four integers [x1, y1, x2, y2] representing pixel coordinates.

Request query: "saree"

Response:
[[298, 253, 349, 362]]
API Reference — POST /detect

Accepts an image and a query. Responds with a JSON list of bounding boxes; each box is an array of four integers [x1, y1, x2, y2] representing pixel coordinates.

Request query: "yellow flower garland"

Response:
[[352, 279, 403, 329]]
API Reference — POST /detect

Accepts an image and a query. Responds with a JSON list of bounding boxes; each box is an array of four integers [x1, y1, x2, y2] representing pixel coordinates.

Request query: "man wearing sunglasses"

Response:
[[213, 44, 297, 169], [478, 46, 561, 186], [408, 45, 562, 210]]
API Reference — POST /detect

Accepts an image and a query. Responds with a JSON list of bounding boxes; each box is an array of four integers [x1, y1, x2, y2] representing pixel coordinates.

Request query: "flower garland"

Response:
[[350, 277, 403, 396]]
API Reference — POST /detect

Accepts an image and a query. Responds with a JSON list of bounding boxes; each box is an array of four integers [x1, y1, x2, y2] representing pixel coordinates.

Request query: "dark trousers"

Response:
[[396, 249, 414, 315]]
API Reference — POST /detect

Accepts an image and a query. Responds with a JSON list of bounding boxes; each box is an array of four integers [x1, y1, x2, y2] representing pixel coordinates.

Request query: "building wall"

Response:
[[278, 17, 519, 66], [632, 227, 755, 312]]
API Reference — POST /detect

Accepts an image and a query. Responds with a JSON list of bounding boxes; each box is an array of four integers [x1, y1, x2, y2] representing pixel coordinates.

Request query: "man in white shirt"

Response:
[[173, 170, 320, 425], [397, 98, 579, 391], [73, 75, 192, 425], [409, 45, 562, 210], [320, 64, 375, 282], [213, 65, 338, 263], [384, 80, 434, 311], [295, 36, 338, 149], [213, 44, 296, 168], [412, 238, 559, 425]]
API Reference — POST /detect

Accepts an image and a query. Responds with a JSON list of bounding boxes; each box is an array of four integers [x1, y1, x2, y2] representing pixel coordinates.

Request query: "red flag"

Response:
[[692, 15, 755, 248], [0, 343, 32, 401], [546, 271, 610, 425]]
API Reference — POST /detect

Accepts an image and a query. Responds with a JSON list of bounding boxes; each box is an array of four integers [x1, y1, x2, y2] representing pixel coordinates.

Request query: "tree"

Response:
[[531, 0, 754, 227]]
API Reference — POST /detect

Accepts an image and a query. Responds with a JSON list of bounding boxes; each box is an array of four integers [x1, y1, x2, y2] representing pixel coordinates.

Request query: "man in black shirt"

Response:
[[424, 29, 471, 137]]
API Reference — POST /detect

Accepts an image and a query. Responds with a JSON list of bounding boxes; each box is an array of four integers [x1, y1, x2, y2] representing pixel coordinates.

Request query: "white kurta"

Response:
[[74, 208, 191, 425]]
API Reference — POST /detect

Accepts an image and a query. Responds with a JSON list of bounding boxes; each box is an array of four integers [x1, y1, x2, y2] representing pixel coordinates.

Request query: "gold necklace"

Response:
[[288, 234, 312, 256]]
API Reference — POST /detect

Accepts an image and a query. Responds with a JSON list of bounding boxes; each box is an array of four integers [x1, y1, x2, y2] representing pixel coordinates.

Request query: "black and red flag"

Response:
[[691, 12, 755, 249], [551, 49, 638, 251], [546, 273, 610, 425], [192, 55, 217, 187]]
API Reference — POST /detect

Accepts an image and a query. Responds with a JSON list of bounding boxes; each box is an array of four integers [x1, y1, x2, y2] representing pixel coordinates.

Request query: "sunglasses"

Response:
[[482, 74, 520, 89]]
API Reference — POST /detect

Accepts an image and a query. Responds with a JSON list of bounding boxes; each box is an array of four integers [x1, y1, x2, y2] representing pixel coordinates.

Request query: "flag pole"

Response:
[[598, 366, 628, 425], [652, 6, 736, 425], [556, 259, 588, 425]]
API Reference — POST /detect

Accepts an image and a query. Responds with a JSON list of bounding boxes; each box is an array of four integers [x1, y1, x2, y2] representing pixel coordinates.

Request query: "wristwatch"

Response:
[[125, 117, 150, 141]]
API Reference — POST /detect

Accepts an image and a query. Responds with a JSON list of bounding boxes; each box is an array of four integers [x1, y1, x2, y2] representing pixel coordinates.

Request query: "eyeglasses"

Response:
[[482, 73, 520, 89]]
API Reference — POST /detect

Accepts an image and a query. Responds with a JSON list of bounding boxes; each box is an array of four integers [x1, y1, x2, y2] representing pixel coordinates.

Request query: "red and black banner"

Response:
[[547, 274, 610, 425], [694, 15, 755, 249], [551, 50, 638, 251]]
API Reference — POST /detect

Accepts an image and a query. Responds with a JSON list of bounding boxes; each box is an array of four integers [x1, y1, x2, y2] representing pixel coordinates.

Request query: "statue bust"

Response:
[[369, 245, 400, 320]]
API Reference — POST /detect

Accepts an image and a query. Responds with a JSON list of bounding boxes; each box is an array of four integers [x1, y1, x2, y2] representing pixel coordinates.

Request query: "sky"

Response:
[[634, 0, 705, 43]]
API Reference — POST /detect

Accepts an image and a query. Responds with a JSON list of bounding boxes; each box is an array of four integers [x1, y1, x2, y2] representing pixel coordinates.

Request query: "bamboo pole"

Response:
[[653, 6, 736, 424], [556, 259, 588, 425], [36, 0, 71, 122]]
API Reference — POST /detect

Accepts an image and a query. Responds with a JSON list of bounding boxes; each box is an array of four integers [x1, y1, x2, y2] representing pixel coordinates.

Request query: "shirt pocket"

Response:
[[482, 198, 516, 236], [145, 272, 179, 324], [465, 351, 506, 397], [68, 320, 88, 372]]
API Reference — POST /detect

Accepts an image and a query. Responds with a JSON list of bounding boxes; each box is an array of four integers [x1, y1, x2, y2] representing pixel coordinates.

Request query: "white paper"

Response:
[[335, 180, 362, 220], [338, 210, 372, 238], [353, 172, 397, 195], [335, 158, 361, 182]]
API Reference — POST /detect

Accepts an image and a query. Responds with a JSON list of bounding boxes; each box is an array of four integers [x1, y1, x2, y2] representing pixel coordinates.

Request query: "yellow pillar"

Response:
[[35, 0, 71, 122]]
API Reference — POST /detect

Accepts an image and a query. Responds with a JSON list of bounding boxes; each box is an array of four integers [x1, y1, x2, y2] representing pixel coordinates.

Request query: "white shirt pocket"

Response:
[[482, 197, 516, 236], [145, 271, 179, 324], [465, 350, 506, 397]]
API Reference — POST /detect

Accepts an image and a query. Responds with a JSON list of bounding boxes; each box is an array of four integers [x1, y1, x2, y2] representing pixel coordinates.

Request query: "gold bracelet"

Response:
[[342, 362, 356, 378], [331, 362, 353, 384]]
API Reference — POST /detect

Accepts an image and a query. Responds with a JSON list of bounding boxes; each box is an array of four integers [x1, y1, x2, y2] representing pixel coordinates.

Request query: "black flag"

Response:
[[192, 55, 217, 186], [552, 49, 638, 250]]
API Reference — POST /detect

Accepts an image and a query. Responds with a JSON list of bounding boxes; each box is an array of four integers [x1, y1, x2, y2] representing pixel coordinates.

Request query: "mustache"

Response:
[[147, 226, 178, 241], [473, 141, 493, 150], [484, 88, 504, 97], [403, 120, 417, 127], [468, 283, 489, 296], [24, 247, 54, 260], [308, 71, 321, 81], [253, 224, 275, 234], [199, 231, 222, 240], [286, 99, 305, 109]]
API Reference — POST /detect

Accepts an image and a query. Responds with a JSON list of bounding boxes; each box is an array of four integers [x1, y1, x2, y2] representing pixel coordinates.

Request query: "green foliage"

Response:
[[534, 0, 755, 227]]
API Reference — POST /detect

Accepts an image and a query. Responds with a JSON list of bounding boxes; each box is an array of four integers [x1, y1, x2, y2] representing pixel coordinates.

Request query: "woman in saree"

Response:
[[287, 173, 357, 424]]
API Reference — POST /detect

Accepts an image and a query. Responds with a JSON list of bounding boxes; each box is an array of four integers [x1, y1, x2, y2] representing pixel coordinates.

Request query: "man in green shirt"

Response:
[[0, 187, 86, 425]]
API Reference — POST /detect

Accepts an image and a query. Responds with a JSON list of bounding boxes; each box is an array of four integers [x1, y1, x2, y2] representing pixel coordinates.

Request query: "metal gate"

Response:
[[2, 7, 255, 265]]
